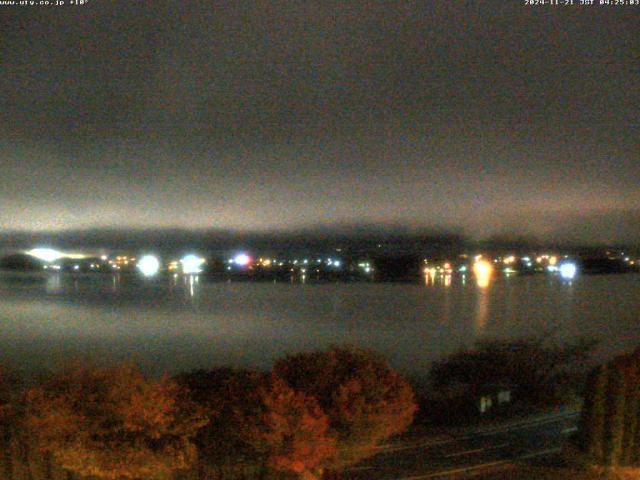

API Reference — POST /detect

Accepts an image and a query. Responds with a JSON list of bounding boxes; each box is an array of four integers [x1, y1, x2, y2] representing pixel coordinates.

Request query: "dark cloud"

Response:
[[0, 1, 638, 243]]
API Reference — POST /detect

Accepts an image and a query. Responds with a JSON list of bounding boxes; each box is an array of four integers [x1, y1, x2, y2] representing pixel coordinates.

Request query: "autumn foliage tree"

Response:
[[235, 374, 336, 480], [178, 369, 336, 479], [24, 364, 208, 480], [179, 349, 416, 478], [273, 347, 417, 470]]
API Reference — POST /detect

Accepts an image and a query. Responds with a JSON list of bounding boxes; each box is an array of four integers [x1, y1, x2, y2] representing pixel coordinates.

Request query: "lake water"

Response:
[[0, 272, 638, 380]]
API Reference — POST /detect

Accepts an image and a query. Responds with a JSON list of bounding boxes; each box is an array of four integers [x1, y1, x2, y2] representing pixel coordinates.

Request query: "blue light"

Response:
[[559, 262, 577, 280]]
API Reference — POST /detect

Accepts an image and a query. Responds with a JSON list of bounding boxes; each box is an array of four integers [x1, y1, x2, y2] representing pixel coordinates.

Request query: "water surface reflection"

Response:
[[0, 272, 638, 379]]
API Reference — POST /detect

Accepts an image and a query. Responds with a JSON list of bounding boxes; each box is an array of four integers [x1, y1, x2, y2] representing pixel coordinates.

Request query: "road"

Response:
[[344, 410, 580, 479]]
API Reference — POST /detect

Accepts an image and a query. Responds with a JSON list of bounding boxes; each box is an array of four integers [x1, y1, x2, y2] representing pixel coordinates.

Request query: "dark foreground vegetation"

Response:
[[423, 335, 596, 423], [477, 345, 640, 480], [567, 346, 640, 477], [1, 335, 631, 480], [0, 347, 417, 480]]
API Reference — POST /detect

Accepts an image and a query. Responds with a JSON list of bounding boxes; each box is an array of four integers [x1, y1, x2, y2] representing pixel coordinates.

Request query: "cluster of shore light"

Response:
[[26, 248, 355, 279], [26, 248, 208, 278], [26, 248, 580, 282], [423, 253, 578, 287]]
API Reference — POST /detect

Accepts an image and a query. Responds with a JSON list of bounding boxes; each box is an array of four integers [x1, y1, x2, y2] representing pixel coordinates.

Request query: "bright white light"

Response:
[[333, 260, 341, 267], [27, 248, 64, 263], [26, 248, 86, 262], [560, 262, 577, 280], [137, 255, 160, 277], [181, 254, 205, 274], [234, 253, 251, 266]]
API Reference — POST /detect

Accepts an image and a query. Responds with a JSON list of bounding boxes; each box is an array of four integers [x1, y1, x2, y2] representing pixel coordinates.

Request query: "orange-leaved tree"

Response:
[[273, 347, 417, 470], [178, 368, 336, 479], [235, 374, 336, 480], [24, 363, 208, 479]]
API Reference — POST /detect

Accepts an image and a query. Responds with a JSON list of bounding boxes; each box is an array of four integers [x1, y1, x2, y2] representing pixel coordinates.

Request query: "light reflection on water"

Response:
[[0, 272, 638, 379], [475, 287, 490, 335], [45, 274, 61, 294]]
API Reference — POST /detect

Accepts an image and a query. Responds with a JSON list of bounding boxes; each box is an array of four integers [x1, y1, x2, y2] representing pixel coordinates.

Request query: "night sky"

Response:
[[1, 1, 638, 243]]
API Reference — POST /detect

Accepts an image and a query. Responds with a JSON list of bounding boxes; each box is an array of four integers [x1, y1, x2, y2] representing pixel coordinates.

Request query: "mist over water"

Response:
[[0, 272, 638, 380]]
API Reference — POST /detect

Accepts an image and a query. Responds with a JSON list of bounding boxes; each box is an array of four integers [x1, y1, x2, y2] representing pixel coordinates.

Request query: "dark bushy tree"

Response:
[[621, 363, 640, 465], [577, 347, 640, 469], [0, 365, 20, 480], [0, 254, 43, 271], [176, 368, 264, 470], [429, 335, 596, 407], [604, 369, 626, 465], [0, 366, 18, 428], [579, 365, 608, 461]]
